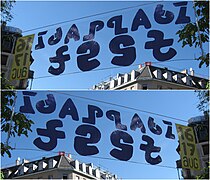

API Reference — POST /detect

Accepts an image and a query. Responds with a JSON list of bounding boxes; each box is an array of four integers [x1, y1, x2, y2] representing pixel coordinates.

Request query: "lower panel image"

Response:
[[1, 90, 208, 179]]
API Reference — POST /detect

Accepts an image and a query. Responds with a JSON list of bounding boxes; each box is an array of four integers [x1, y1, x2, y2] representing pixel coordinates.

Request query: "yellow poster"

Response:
[[10, 34, 35, 80], [176, 124, 200, 170]]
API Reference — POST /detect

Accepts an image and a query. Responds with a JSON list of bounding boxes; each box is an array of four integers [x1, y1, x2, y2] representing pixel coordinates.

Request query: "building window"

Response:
[[2, 37, 14, 53], [142, 84, 148, 90], [202, 144, 209, 156], [196, 126, 208, 143], [48, 175, 53, 179], [1, 54, 8, 66], [63, 175, 68, 179]]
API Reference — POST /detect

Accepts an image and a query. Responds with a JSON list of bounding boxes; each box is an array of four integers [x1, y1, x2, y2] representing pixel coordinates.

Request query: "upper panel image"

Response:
[[1, 1, 209, 90]]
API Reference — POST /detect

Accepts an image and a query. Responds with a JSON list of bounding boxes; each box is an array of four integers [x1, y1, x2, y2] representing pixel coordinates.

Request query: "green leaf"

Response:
[[176, 1, 209, 68], [197, 9, 200, 16], [1, 83, 34, 158], [9, 99, 14, 106]]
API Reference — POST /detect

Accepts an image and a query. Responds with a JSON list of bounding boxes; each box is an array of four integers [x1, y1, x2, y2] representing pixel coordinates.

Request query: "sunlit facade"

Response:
[[1, 152, 118, 179], [92, 62, 208, 90]]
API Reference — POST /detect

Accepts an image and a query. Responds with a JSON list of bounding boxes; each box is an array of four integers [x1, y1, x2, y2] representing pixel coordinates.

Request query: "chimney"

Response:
[[58, 151, 65, 156], [67, 154, 72, 159], [16, 157, 21, 165], [181, 69, 188, 74], [22, 159, 30, 164], [190, 68, 194, 76], [145, 62, 152, 66], [138, 64, 143, 69]]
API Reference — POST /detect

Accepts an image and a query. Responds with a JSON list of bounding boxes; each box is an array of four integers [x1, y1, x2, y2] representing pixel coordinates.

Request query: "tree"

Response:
[[176, 0, 209, 68], [1, 0, 34, 158], [0, 171, 4, 180], [195, 89, 209, 180], [1, 0, 16, 23], [1, 76, 34, 158], [196, 89, 209, 118], [196, 89, 209, 113]]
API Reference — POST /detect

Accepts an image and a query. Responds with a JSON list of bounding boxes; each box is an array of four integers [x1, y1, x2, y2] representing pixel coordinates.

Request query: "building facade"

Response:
[[92, 63, 208, 90], [1, 24, 34, 89], [1, 152, 118, 179]]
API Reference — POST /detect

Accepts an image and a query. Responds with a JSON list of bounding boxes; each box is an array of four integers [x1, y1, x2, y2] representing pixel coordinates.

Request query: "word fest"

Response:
[[34, 2, 190, 75], [20, 92, 176, 165]]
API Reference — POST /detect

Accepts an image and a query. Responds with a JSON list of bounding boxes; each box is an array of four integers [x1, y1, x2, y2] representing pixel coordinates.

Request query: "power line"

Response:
[[8, 147, 177, 170], [1, 150, 58, 168], [23, 1, 163, 33], [31, 58, 209, 80], [33, 63, 141, 80], [3, 88, 189, 123], [49, 90, 188, 123]]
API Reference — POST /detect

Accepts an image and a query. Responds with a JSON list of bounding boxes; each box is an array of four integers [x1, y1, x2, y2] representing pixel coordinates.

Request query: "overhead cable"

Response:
[[49, 90, 189, 123], [23, 1, 163, 33], [8, 147, 177, 171], [31, 59, 209, 80]]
